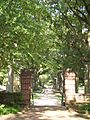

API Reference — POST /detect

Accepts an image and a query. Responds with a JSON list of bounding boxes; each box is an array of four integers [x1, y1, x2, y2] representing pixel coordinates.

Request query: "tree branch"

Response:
[[70, 8, 90, 26], [82, 0, 90, 16], [67, 1, 90, 26]]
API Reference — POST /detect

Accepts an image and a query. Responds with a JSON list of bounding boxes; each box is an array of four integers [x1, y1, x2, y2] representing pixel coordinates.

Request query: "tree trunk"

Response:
[[87, 64, 90, 93], [61, 70, 65, 106], [6, 65, 14, 92]]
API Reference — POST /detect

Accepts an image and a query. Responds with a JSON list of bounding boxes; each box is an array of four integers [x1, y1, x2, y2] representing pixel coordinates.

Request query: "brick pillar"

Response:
[[65, 71, 76, 103], [21, 69, 32, 106]]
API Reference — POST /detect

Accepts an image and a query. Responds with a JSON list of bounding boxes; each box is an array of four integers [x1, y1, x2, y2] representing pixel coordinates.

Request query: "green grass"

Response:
[[33, 92, 41, 99], [55, 94, 62, 101], [78, 103, 90, 114], [0, 104, 21, 115], [69, 103, 90, 115]]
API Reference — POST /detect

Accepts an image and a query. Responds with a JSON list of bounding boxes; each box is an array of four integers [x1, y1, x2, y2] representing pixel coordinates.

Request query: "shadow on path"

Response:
[[1, 87, 90, 120], [14, 87, 90, 120], [14, 106, 90, 120], [0, 106, 90, 120]]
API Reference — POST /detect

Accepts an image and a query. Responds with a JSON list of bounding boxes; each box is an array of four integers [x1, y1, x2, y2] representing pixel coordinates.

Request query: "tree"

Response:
[[0, 0, 56, 90], [0, 0, 90, 93]]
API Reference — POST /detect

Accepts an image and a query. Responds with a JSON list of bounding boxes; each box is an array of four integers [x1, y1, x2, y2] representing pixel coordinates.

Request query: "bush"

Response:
[[79, 103, 90, 113], [0, 104, 21, 115]]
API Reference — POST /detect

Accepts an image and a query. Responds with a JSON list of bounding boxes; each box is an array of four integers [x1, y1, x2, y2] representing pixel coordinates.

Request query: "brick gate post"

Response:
[[20, 69, 32, 106], [64, 70, 76, 104]]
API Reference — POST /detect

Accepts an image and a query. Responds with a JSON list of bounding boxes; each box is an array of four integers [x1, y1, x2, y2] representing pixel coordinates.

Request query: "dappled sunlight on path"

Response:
[[0, 87, 90, 120], [33, 87, 61, 106], [14, 87, 90, 120], [0, 106, 90, 120], [15, 106, 90, 120]]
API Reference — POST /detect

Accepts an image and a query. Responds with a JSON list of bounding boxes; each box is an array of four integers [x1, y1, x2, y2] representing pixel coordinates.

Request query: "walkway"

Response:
[[15, 106, 89, 120], [0, 87, 90, 120], [33, 87, 61, 106], [15, 88, 90, 120]]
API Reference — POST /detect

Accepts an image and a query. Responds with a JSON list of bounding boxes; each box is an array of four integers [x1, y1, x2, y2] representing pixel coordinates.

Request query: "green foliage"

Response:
[[0, 69, 8, 85], [42, 0, 90, 81], [39, 73, 53, 86], [0, 104, 21, 115], [55, 94, 62, 101], [33, 93, 40, 99], [0, 0, 51, 70], [0, 0, 90, 88], [78, 103, 90, 113]]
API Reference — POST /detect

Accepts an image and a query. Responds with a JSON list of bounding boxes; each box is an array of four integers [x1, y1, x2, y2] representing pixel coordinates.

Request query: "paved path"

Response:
[[15, 106, 90, 120], [33, 88, 61, 106], [16, 88, 90, 120], [0, 88, 90, 120], [0, 106, 90, 120]]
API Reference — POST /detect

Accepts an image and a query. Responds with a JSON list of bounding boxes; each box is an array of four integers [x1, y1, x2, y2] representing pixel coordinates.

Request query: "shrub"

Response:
[[0, 104, 21, 115], [79, 103, 90, 113]]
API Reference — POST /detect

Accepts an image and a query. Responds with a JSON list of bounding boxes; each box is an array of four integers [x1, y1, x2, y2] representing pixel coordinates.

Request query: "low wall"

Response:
[[0, 92, 23, 105]]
